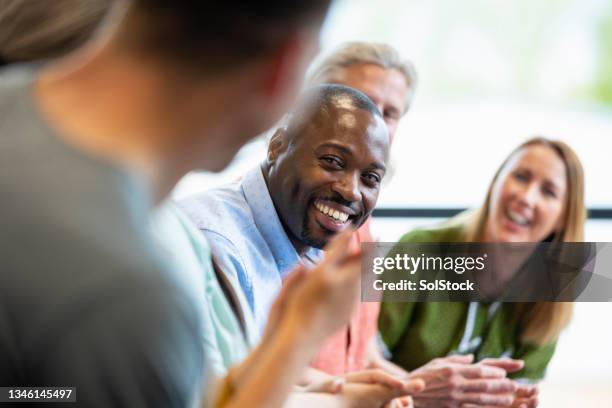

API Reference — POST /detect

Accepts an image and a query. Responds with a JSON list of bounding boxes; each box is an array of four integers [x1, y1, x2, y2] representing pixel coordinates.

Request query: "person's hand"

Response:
[[343, 369, 422, 389], [475, 359, 537, 408], [408, 355, 518, 408], [275, 229, 363, 344], [262, 259, 309, 342], [477, 358, 524, 374], [366, 337, 410, 379], [458, 384, 538, 408], [386, 396, 414, 408], [297, 369, 424, 402], [511, 384, 538, 408], [296, 375, 346, 394], [337, 378, 425, 408], [370, 357, 410, 379]]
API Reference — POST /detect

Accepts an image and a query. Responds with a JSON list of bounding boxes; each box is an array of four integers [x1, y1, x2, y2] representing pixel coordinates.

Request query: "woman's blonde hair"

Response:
[[455, 137, 586, 345]]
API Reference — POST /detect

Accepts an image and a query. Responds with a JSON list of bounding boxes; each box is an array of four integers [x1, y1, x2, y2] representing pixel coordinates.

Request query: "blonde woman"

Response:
[[379, 137, 585, 406]]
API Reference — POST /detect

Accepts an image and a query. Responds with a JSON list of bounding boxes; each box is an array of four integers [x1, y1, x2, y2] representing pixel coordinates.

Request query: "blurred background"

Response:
[[173, 0, 612, 405]]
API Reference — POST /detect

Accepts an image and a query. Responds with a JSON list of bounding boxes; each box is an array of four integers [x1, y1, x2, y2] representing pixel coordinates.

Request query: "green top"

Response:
[[378, 225, 557, 381], [152, 203, 255, 380]]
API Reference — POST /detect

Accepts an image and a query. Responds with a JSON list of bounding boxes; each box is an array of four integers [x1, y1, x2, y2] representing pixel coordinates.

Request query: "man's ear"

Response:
[[267, 128, 288, 164]]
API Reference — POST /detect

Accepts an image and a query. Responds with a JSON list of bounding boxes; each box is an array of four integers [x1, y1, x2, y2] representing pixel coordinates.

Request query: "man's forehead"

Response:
[[307, 105, 379, 136], [308, 110, 388, 154], [285, 84, 388, 149]]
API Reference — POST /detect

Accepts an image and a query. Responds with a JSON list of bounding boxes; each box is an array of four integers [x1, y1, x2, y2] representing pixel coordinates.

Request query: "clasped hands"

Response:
[[406, 355, 538, 408], [298, 354, 538, 408]]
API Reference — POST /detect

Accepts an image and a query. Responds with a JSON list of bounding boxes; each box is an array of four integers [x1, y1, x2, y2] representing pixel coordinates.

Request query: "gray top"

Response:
[[0, 67, 204, 407]]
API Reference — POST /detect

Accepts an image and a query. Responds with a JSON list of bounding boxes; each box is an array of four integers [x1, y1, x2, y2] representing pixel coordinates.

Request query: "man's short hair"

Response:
[[285, 84, 384, 141], [125, 0, 332, 73], [307, 41, 417, 113]]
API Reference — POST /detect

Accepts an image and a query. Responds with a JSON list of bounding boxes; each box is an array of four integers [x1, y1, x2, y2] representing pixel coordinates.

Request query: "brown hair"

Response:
[[459, 137, 586, 345], [120, 0, 332, 73]]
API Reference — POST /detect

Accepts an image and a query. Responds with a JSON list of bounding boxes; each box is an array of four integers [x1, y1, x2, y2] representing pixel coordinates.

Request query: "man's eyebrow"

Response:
[[316, 142, 354, 156], [369, 162, 386, 172]]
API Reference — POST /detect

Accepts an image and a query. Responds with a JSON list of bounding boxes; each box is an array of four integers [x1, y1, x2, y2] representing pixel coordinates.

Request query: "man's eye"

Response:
[[320, 156, 343, 168], [362, 172, 381, 185]]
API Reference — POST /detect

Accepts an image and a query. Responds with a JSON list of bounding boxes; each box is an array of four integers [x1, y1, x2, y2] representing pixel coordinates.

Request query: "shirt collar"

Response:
[[241, 166, 322, 276]]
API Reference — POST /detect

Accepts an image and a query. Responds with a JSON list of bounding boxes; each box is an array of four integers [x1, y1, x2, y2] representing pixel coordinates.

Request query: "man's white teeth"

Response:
[[507, 209, 529, 226], [314, 201, 349, 222]]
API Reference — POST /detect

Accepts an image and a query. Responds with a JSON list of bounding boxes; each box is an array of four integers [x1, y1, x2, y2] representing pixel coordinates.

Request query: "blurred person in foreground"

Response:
[[379, 137, 586, 408], [1, 3, 425, 406], [0, 0, 387, 406]]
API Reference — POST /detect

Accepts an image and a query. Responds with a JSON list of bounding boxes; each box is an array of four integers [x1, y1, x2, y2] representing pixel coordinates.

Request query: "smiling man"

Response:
[[180, 84, 389, 334]]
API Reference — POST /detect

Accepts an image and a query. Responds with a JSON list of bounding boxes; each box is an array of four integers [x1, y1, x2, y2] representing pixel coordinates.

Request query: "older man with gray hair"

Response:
[[308, 41, 417, 141]]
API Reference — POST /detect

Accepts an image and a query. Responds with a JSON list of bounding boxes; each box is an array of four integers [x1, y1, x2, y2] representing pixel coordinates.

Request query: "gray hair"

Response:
[[307, 41, 417, 113]]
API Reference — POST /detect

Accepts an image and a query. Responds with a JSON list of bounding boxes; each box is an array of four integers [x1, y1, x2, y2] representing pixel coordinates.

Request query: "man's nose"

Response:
[[332, 172, 361, 203]]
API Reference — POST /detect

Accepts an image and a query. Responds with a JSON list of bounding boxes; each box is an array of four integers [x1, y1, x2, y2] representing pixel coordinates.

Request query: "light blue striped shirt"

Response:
[[179, 166, 323, 336]]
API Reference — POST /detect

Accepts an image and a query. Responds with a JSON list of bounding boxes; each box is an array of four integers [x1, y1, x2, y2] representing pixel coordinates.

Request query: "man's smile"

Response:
[[310, 198, 358, 233], [314, 198, 353, 222]]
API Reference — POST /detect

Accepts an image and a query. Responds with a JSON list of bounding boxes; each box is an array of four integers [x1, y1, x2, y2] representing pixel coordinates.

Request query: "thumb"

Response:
[[516, 384, 538, 397], [394, 396, 414, 408], [439, 354, 474, 364], [402, 379, 425, 394], [301, 377, 345, 394], [480, 358, 524, 373]]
